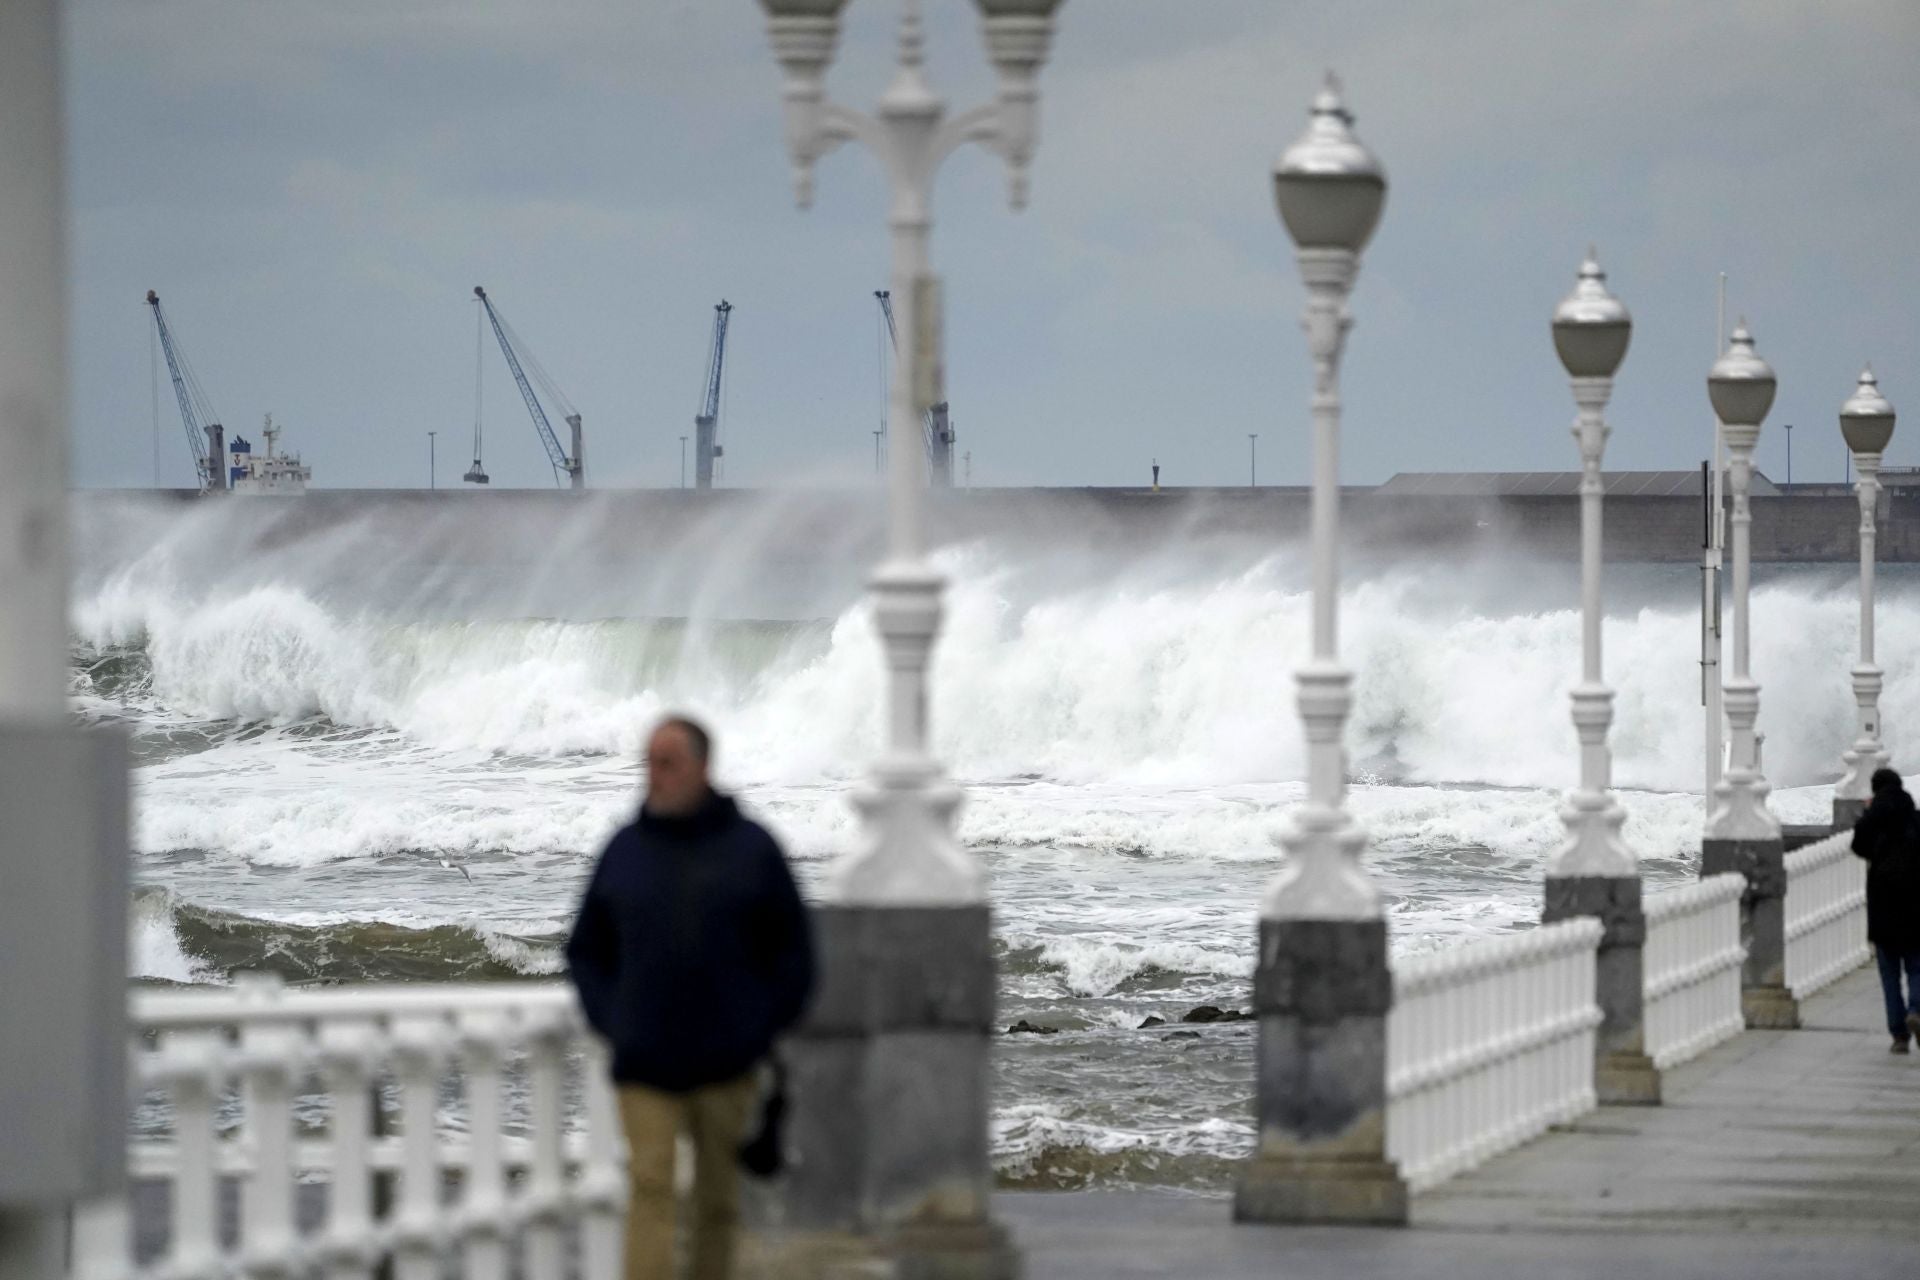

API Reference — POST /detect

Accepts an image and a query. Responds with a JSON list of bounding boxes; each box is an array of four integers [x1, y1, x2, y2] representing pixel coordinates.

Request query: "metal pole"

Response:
[[1248, 433, 1258, 487], [1784, 423, 1792, 489], [1704, 275, 1727, 800], [150, 321, 160, 488], [678, 436, 687, 489], [427, 432, 436, 491], [873, 430, 883, 475]]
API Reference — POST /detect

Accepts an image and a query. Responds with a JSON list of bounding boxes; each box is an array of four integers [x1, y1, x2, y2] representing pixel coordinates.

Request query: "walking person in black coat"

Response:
[[567, 715, 814, 1280], [1850, 767, 1920, 1053]]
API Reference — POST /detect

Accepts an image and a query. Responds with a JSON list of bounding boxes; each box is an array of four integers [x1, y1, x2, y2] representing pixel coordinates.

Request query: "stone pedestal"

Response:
[[1233, 919, 1407, 1226], [1701, 837, 1799, 1029], [1543, 875, 1660, 1105], [1832, 798, 1867, 831], [747, 904, 1014, 1280]]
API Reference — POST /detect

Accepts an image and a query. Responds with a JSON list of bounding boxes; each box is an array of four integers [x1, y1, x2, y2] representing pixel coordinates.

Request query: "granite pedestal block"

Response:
[[1701, 836, 1799, 1030], [749, 904, 1015, 1280], [1233, 918, 1407, 1226], [1543, 874, 1660, 1105]]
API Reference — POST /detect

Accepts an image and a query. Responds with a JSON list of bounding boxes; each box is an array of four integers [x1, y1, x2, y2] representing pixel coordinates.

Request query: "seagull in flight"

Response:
[[438, 858, 473, 883]]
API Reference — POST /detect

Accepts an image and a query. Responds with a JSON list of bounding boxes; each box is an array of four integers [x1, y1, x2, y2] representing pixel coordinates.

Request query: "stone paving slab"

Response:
[[1000, 963, 1920, 1278]]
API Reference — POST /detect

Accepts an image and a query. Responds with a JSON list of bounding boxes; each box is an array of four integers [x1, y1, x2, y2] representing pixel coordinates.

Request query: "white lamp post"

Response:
[[761, 0, 1060, 902], [1234, 76, 1406, 1227], [1549, 251, 1633, 879], [1834, 367, 1897, 827], [757, 1, 1061, 1271], [1540, 251, 1658, 1103], [1702, 322, 1797, 1028]]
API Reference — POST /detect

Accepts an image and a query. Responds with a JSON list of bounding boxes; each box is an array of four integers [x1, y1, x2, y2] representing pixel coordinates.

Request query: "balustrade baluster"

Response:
[[389, 1013, 447, 1280], [1521, 938, 1542, 1139], [576, 1036, 626, 1280], [236, 976, 301, 1280], [318, 1017, 380, 1280], [164, 1028, 226, 1280], [1418, 973, 1435, 1178], [523, 1021, 569, 1280], [455, 1009, 511, 1280], [1509, 938, 1532, 1141]]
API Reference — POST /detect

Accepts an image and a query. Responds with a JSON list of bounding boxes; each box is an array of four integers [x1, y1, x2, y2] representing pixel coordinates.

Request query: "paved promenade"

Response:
[[999, 963, 1920, 1278]]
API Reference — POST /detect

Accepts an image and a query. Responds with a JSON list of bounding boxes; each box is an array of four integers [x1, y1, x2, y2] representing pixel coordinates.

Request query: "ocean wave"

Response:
[[999, 935, 1249, 998], [72, 552, 1911, 793], [992, 1104, 1253, 1191], [132, 888, 565, 984]]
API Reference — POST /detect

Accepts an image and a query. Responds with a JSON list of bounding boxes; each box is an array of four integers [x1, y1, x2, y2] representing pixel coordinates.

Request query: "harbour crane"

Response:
[[874, 290, 954, 486], [693, 301, 733, 490], [472, 286, 584, 489], [144, 290, 228, 493]]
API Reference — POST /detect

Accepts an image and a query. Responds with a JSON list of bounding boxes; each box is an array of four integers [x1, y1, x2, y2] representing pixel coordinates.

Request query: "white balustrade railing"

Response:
[[74, 975, 624, 1280], [1641, 874, 1746, 1069], [1785, 830, 1870, 999], [1386, 918, 1601, 1192]]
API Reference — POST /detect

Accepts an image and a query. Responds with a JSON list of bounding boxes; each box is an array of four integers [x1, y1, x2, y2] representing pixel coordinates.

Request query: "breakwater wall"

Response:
[[92, 486, 1916, 563]]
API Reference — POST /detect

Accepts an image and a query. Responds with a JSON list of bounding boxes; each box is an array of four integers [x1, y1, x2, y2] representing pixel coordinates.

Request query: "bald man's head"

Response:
[[645, 715, 713, 817]]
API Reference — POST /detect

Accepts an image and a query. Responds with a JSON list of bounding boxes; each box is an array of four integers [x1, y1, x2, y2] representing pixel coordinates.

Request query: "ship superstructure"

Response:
[[228, 415, 313, 494]]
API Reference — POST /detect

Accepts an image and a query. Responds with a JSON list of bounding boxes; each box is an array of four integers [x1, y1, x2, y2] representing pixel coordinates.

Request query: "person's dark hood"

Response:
[[636, 789, 736, 838], [1874, 786, 1916, 818]]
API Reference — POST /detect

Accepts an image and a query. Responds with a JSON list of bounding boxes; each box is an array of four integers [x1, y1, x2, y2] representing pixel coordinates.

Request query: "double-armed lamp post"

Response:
[[756, 1, 1062, 1272], [1539, 253, 1660, 1104], [1701, 322, 1798, 1028], [1833, 368, 1897, 826], [1234, 76, 1408, 1227]]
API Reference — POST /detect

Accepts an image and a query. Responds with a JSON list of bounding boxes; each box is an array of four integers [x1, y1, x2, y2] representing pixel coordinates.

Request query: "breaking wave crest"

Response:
[[72, 558, 1919, 793], [133, 888, 565, 985]]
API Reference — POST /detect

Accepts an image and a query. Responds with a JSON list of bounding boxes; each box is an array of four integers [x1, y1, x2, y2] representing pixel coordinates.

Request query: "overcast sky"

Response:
[[68, 0, 1920, 490]]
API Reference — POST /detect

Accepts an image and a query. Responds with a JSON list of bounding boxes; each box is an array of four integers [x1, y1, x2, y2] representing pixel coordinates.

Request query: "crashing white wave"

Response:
[[73, 555, 1913, 796]]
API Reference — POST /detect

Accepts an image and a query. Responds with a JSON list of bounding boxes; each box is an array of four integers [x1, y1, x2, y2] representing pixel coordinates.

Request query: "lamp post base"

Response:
[[756, 904, 1014, 1280], [1596, 1049, 1663, 1106], [1542, 874, 1660, 1106], [1701, 836, 1798, 1030], [1741, 985, 1801, 1031], [1234, 1151, 1408, 1226], [1233, 919, 1407, 1226]]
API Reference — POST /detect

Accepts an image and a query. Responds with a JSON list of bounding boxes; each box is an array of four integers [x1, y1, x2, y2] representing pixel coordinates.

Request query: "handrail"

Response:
[[1784, 830, 1869, 999], [1642, 873, 1745, 1069], [77, 976, 622, 1280], [1386, 918, 1600, 1191]]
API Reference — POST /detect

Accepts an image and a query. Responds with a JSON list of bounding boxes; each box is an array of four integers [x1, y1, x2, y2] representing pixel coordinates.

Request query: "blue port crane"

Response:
[[693, 301, 733, 490], [472, 286, 584, 489], [144, 290, 228, 493], [874, 290, 954, 486]]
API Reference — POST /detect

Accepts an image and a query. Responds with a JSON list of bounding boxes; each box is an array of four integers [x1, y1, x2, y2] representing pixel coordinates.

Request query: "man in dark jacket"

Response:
[[1850, 767, 1920, 1053], [567, 716, 814, 1280]]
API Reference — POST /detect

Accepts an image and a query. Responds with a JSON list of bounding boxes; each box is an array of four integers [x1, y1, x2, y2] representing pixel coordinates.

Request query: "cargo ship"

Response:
[[227, 415, 312, 494]]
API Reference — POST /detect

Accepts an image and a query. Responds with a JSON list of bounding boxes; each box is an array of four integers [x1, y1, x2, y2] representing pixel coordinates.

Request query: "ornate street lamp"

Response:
[[1540, 251, 1659, 1103], [1234, 76, 1406, 1227], [1702, 322, 1797, 1028], [1834, 367, 1897, 826], [757, 1, 1063, 1272]]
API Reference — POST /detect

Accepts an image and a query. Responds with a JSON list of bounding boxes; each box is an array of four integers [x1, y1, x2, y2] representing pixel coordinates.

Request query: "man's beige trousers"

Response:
[[617, 1074, 758, 1280]]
